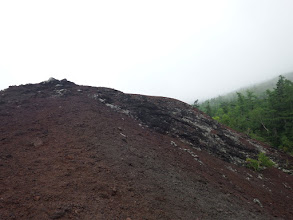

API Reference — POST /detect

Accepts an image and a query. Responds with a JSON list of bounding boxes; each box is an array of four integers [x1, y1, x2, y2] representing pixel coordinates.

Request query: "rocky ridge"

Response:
[[87, 81, 292, 172]]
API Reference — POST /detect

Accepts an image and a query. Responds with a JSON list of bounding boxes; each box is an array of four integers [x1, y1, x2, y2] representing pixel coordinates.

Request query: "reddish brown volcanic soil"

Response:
[[0, 79, 292, 219]]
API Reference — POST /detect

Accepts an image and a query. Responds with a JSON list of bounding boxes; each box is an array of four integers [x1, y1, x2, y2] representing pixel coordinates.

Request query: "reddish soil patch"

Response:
[[0, 79, 292, 219]]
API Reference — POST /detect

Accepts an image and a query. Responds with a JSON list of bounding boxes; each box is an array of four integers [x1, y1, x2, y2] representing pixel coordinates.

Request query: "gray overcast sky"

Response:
[[1, 0, 293, 103]]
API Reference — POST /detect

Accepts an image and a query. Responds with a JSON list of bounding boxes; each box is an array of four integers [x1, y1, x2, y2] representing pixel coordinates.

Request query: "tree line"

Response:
[[197, 75, 293, 154]]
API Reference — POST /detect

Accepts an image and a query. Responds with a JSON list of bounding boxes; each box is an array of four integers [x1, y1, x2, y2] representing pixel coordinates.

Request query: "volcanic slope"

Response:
[[0, 78, 292, 220]]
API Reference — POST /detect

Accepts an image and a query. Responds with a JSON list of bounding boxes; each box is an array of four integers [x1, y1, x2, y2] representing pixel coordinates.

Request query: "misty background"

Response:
[[1, 0, 293, 103]]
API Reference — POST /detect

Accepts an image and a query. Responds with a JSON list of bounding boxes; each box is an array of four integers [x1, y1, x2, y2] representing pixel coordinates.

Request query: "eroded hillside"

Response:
[[0, 78, 292, 219]]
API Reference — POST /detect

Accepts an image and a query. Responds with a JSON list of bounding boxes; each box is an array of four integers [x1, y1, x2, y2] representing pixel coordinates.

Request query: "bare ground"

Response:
[[0, 79, 292, 219]]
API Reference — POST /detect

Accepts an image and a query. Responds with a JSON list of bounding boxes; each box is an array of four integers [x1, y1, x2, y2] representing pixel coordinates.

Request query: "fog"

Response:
[[1, 0, 293, 103]]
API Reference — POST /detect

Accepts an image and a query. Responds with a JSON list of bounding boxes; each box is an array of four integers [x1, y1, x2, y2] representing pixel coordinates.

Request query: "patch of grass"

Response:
[[246, 158, 260, 171], [258, 152, 275, 168], [246, 152, 275, 171]]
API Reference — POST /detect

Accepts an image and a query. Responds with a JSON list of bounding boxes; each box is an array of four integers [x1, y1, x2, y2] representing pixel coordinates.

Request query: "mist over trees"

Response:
[[198, 75, 293, 154]]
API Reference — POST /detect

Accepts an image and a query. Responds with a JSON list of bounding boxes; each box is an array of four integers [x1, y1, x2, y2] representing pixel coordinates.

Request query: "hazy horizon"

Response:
[[1, 1, 293, 103], [2, 72, 292, 104]]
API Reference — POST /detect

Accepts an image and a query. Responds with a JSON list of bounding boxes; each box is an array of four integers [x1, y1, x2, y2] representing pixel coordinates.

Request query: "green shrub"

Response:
[[258, 152, 275, 168], [246, 152, 275, 171], [246, 158, 260, 171]]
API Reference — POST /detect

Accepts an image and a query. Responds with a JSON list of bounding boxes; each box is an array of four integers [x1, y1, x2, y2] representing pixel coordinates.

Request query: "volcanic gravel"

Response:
[[0, 79, 292, 219]]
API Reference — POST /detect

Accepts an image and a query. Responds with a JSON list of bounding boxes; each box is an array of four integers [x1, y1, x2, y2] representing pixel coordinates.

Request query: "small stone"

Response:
[[50, 210, 66, 219], [65, 155, 74, 160], [34, 196, 41, 201], [33, 138, 43, 147], [111, 188, 118, 196], [253, 198, 263, 208], [170, 141, 177, 147], [6, 154, 12, 159], [120, 133, 127, 138]]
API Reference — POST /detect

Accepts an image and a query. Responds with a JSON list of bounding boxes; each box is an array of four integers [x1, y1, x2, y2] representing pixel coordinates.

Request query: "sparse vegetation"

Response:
[[246, 158, 261, 171], [258, 152, 275, 168], [246, 152, 275, 171]]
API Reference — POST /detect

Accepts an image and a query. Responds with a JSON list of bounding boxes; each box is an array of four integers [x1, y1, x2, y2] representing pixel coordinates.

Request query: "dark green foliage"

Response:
[[193, 99, 199, 108], [199, 75, 293, 154], [205, 101, 212, 116]]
